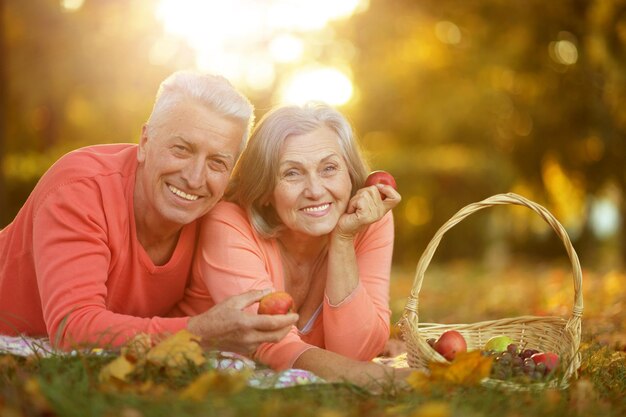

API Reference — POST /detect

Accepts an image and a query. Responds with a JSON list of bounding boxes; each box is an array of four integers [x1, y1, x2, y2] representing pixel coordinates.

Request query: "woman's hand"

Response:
[[187, 289, 298, 355], [334, 183, 401, 239], [293, 348, 416, 394]]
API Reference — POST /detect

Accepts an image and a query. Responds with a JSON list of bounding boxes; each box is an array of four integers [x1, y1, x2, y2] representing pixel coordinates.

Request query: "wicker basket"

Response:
[[400, 193, 583, 390]]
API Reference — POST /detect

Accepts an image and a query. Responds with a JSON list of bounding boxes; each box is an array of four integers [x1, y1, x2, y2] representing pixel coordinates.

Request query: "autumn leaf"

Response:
[[406, 351, 494, 391], [179, 369, 249, 400], [23, 377, 53, 414], [99, 355, 136, 384], [146, 330, 206, 375], [410, 401, 451, 417], [405, 370, 432, 393], [429, 351, 493, 385]]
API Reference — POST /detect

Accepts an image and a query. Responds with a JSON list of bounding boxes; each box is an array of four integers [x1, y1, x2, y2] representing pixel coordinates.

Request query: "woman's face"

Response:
[[270, 126, 353, 237]]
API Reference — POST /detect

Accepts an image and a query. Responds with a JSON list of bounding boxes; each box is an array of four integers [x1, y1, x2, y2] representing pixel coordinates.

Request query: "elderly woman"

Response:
[[178, 102, 404, 386]]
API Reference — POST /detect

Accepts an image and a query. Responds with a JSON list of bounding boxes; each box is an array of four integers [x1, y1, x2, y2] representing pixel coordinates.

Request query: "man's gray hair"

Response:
[[147, 70, 254, 151]]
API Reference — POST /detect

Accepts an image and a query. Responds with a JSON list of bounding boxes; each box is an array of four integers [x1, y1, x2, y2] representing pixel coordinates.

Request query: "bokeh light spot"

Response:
[[435, 21, 462, 45], [60, 0, 84, 12]]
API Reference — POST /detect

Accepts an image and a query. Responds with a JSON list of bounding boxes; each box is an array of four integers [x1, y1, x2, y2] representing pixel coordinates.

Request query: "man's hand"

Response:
[[187, 289, 298, 355]]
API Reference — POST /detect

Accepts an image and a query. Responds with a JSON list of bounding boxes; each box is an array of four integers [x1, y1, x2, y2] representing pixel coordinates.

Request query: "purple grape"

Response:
[[536, 362, 547, 375], [522, 358, 536, 374]]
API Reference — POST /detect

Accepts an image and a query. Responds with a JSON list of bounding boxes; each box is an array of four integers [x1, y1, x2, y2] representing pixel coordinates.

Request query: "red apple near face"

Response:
[[364, 171, 397, 199], [258, 291, 295, 315], [433, 330, 467, 361], [531, 352, 559, 373]]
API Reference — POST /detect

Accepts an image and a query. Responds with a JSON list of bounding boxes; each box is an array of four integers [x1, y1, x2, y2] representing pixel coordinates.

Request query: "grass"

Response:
[[1, 260, 625, 417]]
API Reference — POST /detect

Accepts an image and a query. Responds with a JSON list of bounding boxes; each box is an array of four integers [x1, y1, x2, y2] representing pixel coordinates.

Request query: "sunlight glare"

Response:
[[245, 57, 276, 91], [60, 0, 84, 12], [280, 68, 353, 105], [270, 35, 305, 63], [269, 0, 365, 30], [155, 0, 368, 90]]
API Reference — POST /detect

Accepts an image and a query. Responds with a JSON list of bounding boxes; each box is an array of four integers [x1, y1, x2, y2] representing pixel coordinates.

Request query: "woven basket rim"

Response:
[[400, 192, 584, 388]]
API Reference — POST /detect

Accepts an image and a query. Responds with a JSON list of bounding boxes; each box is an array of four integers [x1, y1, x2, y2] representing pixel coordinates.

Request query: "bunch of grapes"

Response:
[[486, 344, 551, 382]]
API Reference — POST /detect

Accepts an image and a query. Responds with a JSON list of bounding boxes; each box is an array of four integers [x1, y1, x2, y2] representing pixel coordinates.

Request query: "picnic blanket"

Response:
[[1, 335, 409, 390], [0, 335, 324, 389]]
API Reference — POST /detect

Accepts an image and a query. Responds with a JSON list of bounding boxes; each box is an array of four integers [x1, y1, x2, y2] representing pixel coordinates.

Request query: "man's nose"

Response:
[[182, 158, 206, 189]]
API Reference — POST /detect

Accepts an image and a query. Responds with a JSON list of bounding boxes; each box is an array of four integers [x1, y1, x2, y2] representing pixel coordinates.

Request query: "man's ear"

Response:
[[137, 124, 149, 163]]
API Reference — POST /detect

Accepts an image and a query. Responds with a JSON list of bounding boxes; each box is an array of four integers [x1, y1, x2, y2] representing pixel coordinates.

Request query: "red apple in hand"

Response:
[[433, 330, 467, 361], [364, 170, 397, 199], [258, 291, 295, 315], [531, 352, 559, 373]]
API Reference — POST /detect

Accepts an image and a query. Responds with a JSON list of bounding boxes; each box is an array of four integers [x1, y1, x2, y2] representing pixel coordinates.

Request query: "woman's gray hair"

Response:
[[226, 102, 370, 238], [147, 70, 254, 151]]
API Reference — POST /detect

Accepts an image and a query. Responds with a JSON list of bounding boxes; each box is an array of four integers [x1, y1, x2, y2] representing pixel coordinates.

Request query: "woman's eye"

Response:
[[209, 159, 228, 172]]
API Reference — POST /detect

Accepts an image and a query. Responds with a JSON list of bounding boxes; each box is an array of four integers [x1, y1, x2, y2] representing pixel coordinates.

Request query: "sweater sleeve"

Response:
[[321, 211, 394, 360], [32, 180, 188, 349], [193, 203, 315, 370]]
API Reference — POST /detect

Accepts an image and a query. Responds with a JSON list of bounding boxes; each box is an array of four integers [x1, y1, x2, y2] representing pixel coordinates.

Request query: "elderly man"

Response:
[[0, 71, 297, 352]]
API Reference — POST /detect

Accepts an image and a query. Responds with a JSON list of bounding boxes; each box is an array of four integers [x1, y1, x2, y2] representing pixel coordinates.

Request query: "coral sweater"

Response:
[[175, 201, 393, 370], [0, 144, 190, 348]]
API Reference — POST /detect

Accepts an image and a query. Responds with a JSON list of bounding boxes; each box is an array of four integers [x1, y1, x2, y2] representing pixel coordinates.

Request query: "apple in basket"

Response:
[[484, 335, 514, 352], [531, 352, 560, 373], [364, 170, 397, 199], [433, 330, 467, 361], [258, 291, 294, 315]]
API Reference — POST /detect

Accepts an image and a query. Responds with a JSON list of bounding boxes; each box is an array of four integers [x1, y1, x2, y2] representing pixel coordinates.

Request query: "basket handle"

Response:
[[404, 193, 583, 321]]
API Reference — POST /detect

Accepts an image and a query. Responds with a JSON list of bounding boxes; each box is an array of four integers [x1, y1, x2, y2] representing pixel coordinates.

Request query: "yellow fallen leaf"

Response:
[[23, 377, 52, 413], [407, 351, 494, 391], [429, 351, 494, 386], [405, 370, 432, 393], [99, 355, 135, 384], [180, 369, 249, 400], [410, 401, 451, 417], [146, 330, 206, 375]]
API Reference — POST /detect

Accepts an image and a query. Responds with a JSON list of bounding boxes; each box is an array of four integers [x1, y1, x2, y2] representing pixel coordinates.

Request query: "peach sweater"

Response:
[[0, 144, 190, 347], [177, 201, 393, 370]]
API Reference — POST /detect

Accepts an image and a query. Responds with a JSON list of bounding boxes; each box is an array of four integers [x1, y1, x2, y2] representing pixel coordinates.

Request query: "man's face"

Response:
[[136, 100, 244, 230]]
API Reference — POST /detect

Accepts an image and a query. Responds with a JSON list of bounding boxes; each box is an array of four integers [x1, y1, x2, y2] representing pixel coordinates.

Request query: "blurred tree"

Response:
[[341, 0, 625, 266], [2, 0, 624, 268], [0, 0, 7, 224], [1, 0, 192, 226]]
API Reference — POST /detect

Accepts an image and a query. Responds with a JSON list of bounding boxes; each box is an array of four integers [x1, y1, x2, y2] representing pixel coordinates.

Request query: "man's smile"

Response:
[[168, 184, 200, 201]]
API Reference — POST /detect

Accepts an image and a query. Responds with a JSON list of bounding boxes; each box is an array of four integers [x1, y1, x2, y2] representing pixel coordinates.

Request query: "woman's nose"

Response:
[[303, 173, 324, 198]]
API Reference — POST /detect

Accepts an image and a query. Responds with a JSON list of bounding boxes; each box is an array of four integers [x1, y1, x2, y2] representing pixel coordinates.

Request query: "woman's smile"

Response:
[[300, 202, 332, 217]]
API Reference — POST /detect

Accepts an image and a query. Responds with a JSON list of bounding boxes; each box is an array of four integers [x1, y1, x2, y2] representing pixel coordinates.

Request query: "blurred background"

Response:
[[1, 0, 624, 284]]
